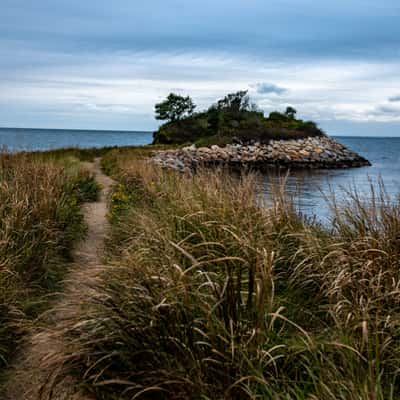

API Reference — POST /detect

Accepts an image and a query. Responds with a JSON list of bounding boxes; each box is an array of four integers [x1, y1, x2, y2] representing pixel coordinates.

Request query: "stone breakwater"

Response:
[[152, 136, 371, 172]]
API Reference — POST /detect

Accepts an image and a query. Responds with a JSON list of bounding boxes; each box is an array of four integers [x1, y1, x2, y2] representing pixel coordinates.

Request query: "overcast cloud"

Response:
[[0, 0, 400, 135]]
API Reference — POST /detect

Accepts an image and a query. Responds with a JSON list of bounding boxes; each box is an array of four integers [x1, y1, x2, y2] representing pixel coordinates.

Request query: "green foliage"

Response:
[[108, 183, 141, 222], [284, 106, 297, 119], [268, 110, 291, 122], [153, 114, 209, 144], [68, 170, 101, 202], [155, 93, 196, 123], [153, 90, 324, 145], [215, 90, 250, 112]]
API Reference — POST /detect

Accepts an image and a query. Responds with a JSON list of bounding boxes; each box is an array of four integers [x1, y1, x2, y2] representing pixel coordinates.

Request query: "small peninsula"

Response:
[[151, 91, 371, 171]]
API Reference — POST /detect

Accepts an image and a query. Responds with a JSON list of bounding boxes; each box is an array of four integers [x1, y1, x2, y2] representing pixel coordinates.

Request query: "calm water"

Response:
[[261, 137, 400, 220], [0, 128, 399, 219], [0, 127, 152, 151]]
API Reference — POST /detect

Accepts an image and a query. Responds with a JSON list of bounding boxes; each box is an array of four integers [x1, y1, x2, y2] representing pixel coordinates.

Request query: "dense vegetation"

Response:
[[42, 147, 400, 400], [153, 91, 324, 145], [0, 151, 100, 381]]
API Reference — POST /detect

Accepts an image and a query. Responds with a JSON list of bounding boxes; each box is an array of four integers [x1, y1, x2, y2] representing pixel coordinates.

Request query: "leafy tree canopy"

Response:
[[215, 90, 250, 113], [155, 93, 196, 123], [285, 106, 297, 119]]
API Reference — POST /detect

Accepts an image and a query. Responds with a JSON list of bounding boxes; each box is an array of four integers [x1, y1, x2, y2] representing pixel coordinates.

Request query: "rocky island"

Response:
[[151, 91, 370, 172]]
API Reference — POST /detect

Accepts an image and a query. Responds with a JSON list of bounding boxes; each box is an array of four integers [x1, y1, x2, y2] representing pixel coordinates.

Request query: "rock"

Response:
[[299, 150, 310, 157], [151, 136, 370, 172]]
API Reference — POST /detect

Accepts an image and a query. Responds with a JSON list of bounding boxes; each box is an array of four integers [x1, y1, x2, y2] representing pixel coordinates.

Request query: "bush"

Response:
[[153, 115, 209, 144], [69, 170, 101, 202]]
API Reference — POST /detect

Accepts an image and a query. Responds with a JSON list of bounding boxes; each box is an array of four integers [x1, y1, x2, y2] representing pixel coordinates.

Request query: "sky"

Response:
[[1, 0, 400, 135]]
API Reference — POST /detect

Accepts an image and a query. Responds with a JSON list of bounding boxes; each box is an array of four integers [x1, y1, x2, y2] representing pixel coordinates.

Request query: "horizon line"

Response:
[[2, 126, 400, 139], [0, 126, 154, 133]]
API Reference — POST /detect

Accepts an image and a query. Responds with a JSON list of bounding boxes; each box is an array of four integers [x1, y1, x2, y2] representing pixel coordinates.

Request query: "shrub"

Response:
[[69, 170, 101, 202], [153, 115, 209, 145]]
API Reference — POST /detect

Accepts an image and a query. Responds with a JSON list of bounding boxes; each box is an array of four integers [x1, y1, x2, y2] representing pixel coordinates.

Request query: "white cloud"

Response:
[[1, 46, 400, 129]]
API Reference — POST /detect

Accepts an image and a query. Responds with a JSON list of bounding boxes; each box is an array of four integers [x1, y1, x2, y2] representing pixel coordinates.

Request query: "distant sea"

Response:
[[1, 127, 399, 219], [0, 127, 152, 151]]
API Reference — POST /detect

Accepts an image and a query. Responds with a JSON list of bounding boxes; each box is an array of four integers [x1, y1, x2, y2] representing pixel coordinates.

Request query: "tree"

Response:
[[268, 111, 286, 121], [216, 90, 250, 113], [155, 93, 196, 123], [284, 106, 297, 119]]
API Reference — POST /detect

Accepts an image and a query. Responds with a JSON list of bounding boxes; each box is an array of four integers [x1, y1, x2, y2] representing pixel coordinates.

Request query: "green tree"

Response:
[[155, 93, 196, 123], [284, 106, 297, 119], [216, 90, 250, 113]]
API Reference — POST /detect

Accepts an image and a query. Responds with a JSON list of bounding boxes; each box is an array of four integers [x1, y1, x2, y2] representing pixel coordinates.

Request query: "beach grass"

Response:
[[0, 151, 100, 381], [45, 148, 400, 399]]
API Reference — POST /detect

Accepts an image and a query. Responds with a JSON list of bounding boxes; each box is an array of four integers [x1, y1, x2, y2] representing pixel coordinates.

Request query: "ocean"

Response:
[[0, 127, 152, 151], [261, 136, 400, 220], [1, 127, 399, 220]]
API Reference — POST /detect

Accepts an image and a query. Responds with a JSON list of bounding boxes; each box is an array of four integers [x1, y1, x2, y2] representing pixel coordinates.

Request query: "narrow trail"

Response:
[[3, 158, 114, 400]]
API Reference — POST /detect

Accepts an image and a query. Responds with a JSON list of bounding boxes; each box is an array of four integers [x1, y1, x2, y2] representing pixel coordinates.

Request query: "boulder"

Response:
[[151, 136, 371, 172]]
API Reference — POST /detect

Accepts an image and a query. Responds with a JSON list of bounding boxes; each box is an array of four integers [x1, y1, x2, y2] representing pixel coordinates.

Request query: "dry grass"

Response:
[[0, 151, 99, 382], [41, 150, 400, 399]]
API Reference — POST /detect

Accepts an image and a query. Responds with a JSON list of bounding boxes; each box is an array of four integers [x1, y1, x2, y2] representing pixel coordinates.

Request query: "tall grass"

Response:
[[100, 144, 174, 176], [0, 152, 99, 378], [49, 154, 400, 399], [28, 146, 116, 162]]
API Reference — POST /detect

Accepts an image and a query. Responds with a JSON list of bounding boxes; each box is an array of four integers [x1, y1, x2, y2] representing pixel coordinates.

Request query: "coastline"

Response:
[[152, 135, 371, 172]]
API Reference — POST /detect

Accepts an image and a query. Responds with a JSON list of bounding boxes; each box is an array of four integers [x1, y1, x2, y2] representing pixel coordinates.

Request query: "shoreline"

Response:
[[152, 135, 371, 173]]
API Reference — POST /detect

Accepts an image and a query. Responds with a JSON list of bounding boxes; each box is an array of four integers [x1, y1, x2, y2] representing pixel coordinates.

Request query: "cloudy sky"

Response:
[[1, 0, 400, 135]]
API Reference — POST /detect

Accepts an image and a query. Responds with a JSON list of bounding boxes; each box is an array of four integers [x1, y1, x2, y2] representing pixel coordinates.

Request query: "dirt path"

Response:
[[3, 158, 114, 400]]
